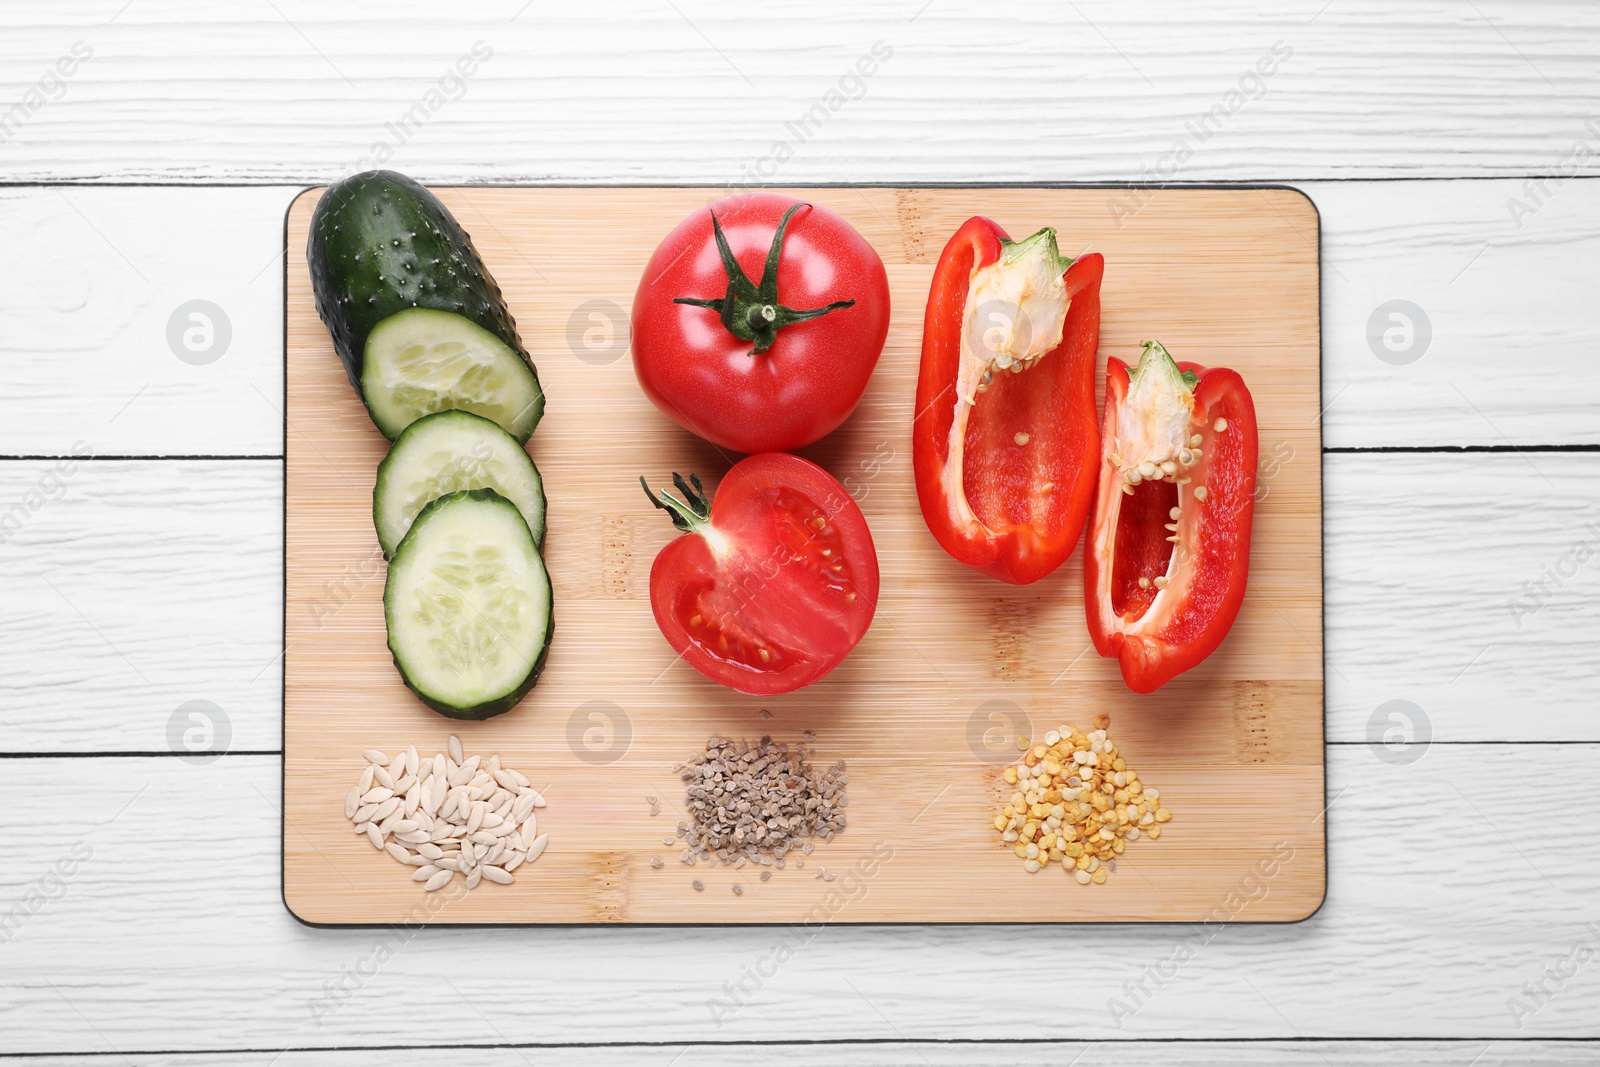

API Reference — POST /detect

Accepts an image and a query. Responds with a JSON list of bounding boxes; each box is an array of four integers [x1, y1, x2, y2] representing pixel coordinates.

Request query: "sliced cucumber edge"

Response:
[[383, 488, 554, 722], [373, 409, 547, 560]]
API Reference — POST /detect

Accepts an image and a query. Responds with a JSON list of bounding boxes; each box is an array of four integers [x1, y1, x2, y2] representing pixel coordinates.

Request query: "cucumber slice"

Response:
[[384, 489, 553, 720], [307, 170, 545, 441], [363, 309, 544, 443], [374, 409, 546, 559]]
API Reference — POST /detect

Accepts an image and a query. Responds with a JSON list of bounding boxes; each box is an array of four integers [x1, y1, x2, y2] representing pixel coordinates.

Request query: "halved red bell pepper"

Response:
[[912, 218, 1103, 585], [1086, 341, 1258, 693], [1088, 340, 1260, 694]]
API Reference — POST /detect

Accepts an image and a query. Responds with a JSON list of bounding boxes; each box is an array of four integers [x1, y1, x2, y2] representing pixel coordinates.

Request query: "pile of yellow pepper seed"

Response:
[[991, 715, 1172, 885]]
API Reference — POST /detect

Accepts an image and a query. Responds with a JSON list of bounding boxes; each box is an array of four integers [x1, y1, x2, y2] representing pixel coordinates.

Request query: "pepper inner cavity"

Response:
[[1110, 477, 1178, 621]]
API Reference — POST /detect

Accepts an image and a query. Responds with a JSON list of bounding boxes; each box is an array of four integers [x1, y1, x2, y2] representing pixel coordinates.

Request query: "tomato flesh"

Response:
[[647, 454, 879, 695], [676, 578, 801, 673]]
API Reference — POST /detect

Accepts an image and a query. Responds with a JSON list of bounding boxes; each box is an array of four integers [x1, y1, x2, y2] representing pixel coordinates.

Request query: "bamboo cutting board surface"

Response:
[[283, 186, 1324, 925]]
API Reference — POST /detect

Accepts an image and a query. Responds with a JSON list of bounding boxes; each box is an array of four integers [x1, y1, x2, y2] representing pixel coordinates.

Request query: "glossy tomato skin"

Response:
[[648, 453, 879, 695], [632, 194, 890, 453]]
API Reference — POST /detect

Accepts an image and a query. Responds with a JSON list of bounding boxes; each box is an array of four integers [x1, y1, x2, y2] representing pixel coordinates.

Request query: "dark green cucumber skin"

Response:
[[383, 488, 553, 721], [306, 170, 544, 430]]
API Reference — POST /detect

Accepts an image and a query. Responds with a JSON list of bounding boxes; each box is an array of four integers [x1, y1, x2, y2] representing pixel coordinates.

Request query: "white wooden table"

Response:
[[2, 2, 1597, 1063]]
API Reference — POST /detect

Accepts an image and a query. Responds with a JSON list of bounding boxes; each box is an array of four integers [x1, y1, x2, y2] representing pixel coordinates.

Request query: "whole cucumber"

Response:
[[307, 170, 545, 439]]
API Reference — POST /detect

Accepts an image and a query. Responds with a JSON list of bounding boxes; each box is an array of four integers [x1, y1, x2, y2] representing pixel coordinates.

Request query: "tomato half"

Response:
[[631, 193, 891, 454], [641, 453, 880, 695]]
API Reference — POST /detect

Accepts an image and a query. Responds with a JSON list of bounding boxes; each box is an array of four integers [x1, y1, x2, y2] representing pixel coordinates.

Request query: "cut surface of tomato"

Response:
[[642, 453, 879, 695]]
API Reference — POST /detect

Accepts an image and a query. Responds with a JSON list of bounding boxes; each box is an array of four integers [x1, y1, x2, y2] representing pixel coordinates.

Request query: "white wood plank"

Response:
[[0, 1, 1595, 183], [4, 180, 1599, 456], [1324, 452, 1600, 743], [1, 0, 1591, 1049], [4, 452, 1595, 751], [0, 747, 1595, 1052], [0, 186, 287, 458], [5, 1042, 1598, 1066], [0, 459, 281, 753], [1316, 179, 1600, 447]]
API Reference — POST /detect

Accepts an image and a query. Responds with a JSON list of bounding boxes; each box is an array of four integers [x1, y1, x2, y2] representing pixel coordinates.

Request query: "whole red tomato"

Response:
[[641, 453, 880, 695], [632, 193, 890, 453]]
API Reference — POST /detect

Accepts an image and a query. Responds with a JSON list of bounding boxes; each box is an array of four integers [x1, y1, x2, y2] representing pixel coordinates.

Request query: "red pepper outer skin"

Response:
[[1085, 358, 1258, 693], [912, 217, 1104, 585]]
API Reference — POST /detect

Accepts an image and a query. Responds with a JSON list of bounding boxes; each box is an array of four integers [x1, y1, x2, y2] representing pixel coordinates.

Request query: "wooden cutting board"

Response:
[[282, 186, 1324, 925]]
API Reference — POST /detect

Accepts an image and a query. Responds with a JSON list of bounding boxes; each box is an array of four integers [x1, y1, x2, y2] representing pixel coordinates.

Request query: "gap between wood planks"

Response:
[[3, 175, 1600, 188], [2, 1036, 1597, 1055]]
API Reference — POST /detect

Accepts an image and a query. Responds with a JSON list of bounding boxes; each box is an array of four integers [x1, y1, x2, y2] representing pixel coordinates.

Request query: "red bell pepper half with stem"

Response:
[[912, 218, 1104, 585], [1086, 341, 1258, 693]]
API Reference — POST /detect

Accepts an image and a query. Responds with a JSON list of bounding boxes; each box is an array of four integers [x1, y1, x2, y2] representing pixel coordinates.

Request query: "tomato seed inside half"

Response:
[[674, 487, 858, 674]]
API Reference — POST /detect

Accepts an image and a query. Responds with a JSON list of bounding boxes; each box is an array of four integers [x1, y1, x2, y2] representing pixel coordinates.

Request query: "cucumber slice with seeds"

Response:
[[362, 309, 544, 442], [384, 489, 553, 720], [374, 410, 546, 559]]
